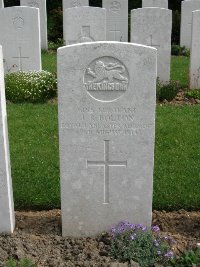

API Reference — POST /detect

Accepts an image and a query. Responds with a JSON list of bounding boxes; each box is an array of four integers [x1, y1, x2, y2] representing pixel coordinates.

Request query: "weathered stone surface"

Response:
[[180, 0, 200, 49], [0, 45, 15, 234], [102, 0, 128, 41], [0, 0, 4, 8], [190, 10, 200, 89], [142, 0, 168, 8], [62, 0, 89, 45], [20, 0, 48, 50], [58, 42, 156, 237], [64, 7, 106, 45], [131, 7, 172, 83], [0, 6, 41, 73], [63, 0, 88, 11]]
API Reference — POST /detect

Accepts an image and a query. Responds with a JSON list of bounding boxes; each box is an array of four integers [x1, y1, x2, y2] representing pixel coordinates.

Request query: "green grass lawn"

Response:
[[7, 104, 60, 210], [171, 56, 190, 87], [5, 53, 198, 211], [7, 104, 200, 211], [42, 51, 57, 74]]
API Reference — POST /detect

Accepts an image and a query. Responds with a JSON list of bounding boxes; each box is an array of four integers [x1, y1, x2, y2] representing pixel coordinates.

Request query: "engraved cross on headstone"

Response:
[[12, 47, 29, 71], [188, 20, 192, 28], [149, 34, 160, 49], [110, 24, 122, 41], [87, 140, 127, 204], [69, 26, 94, 45]]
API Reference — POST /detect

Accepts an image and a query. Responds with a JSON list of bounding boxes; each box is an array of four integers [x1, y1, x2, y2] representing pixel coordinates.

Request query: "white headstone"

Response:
[[0, 7, 41, 73], [190, 10, 200, 89], [20, 0, 48, 51], [63, 0, 89, 11], [0, 0, 4, 8], [142, 0, 168, 8], [0, 45, 15, 234], [63, 1, 89, 45], [58, 42, 157, 237], [180, 0, 200, 49], [64, 7, 106, 45], [131, 8, 172, 83], [102, 0, 128, 42]]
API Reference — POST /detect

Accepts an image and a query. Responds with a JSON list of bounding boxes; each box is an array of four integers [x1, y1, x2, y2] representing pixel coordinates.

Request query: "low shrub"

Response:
[[48, 39, 64, 51], [5, 71, 57, 103], [168, 247, 200, 267], [171, 45, 190, 57], [185, 89, 200, 100], [110, 222, 175, 267], [6, 258, 36, 267], [156, 80, 181, 102]]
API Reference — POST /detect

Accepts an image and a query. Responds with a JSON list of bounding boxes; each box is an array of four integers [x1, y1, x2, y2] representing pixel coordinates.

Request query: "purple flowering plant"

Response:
[[110, 221, 175, 267]]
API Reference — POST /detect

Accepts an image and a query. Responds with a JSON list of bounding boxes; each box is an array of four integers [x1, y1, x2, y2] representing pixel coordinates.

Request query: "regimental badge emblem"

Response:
[[109, 1, 121, 13], [12, 16, 24, 29], [84, 56, 129, 102], [28, 1, 39, 8], [71, 0, 81, 7]]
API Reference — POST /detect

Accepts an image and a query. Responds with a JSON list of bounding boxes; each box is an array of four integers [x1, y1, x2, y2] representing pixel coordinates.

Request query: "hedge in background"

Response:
[[5, 71, 57, 103]]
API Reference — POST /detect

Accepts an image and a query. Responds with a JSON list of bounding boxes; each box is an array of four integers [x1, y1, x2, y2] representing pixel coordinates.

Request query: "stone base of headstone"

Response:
[[0, 45, 15, 234]]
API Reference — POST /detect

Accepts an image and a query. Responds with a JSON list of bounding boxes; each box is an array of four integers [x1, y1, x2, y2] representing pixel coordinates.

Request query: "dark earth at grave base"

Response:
[[0, 210, 200, 267]]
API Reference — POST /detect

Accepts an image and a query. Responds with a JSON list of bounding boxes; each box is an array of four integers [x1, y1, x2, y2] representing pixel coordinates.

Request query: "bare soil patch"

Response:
[[0, 210, 199, 266]]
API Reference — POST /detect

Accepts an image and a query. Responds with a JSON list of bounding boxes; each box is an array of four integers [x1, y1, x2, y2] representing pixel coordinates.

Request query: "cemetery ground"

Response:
[[1, 51, 200, 266]]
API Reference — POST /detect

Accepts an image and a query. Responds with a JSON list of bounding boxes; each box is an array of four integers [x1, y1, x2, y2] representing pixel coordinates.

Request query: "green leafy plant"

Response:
[[156, 80, 181, 102], [48, 39, 64, 51], [185, 89, 200, 100], [5, 71, 57, 103], [167, 247, 200, 267], [110, 222, 175, 267], [6, 258, 36, 267], [48, 7, 63, 42], [171, 45, 190, 57]]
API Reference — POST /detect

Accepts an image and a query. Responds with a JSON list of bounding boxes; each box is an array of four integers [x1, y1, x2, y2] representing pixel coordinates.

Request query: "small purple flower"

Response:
[[151, 225, 160, 232], [130, 235, 135, 240], [153, 239, 159, 247], [136, 224, 144, 229], [164, 251, 174, 258], [157, 251, 161, 256], [169, 237, 177, 245], [130, 233, 137, 240]]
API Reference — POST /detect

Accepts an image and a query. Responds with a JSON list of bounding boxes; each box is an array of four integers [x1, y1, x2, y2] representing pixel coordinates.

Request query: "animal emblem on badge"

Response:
[[84, 56, 129, 102], [87, 61, 128, 83]]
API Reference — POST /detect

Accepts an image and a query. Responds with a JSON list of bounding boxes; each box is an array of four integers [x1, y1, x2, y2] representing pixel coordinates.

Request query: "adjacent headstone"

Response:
[[63, 0, 88, 11], [58, 42, 157, 236], [0, 7, 41, 73], [190, 10, 200, 89], [0, 45, 15, 234], [20, 0, 48, 50], [180, 0, 200, 49], [142, 0, 168, 9], [102, 0, 128, 42], [131, 8, 172, 83], [0, 0, 4, 8], [64, 7, 106, 45]]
